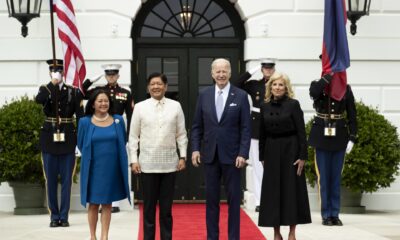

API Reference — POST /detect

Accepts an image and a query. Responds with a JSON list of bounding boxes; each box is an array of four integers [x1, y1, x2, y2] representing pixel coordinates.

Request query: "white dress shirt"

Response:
[[128, 97, 188, 173], [215, 82, 230, 110]]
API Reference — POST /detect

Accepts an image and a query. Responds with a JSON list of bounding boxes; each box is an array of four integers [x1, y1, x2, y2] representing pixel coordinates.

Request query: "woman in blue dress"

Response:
[[78, 89, 130, 240]]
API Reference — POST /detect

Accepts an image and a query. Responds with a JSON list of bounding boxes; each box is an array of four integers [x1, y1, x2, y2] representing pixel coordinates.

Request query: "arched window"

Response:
[[140, 0, 237, 38]]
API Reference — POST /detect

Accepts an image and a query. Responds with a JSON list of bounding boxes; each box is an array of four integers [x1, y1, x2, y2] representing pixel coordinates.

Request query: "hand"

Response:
[[89, 73, 104, 83], [131, 163, 141, 174], [293, 159, 305, 176], [322, 73, 333, 83], [177, 159, 186, 171], [191, 151, 201, 167], [346, 141, 354, 154], [235, 156, 246, 168], [249, 65, 261, 75]]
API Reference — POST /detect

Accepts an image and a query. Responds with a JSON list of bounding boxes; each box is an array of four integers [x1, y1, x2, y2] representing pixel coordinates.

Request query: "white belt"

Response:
[[252, 107, 260, 113]]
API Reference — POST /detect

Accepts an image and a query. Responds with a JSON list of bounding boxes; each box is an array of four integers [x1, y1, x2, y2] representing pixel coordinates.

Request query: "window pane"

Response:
[[163, 58, 179, 85], [144, 12, 165, 30], [164, 25, 181, 36], [198, 58, 213, 85], [141, 26, 161, 37], [214, 27, 235, 37], [164, 32, 180, 37], [211, 13, 231, 29], [193, 0, 211, 15], [166, 85, 179, 101], [146, 58, 162, 77], [204, 2, 222, 19], [167, 17, 184, 32], [165, 0, 181, 14], [196, 25, 212, 36], [140, 0, 235, 38], [153, 1, 171, 19]]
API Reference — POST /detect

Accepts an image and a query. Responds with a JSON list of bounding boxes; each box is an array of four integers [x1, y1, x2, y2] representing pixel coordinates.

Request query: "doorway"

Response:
[[131, 0, 245, 201]]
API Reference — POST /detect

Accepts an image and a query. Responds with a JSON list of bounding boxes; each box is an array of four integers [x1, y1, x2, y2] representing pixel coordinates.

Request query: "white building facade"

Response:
[[0, 0, 400, 211]]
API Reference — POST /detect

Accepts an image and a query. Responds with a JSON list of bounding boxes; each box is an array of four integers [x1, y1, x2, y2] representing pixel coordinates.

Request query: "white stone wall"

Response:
[[0, 0, 137, 105], [236, 0, 400, 211], [1, 0, 400, 211]]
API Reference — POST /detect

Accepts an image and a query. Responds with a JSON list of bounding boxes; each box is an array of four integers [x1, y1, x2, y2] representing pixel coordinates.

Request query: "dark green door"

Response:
[[135, 47, 241, 201]]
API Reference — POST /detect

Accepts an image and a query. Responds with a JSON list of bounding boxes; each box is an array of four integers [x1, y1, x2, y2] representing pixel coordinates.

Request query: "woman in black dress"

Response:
[[258, 72, 311, 240]]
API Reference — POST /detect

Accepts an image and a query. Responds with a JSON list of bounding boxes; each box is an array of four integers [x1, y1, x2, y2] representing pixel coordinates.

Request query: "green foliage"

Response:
[[305, 102, 400, 193], [0, 96, 45, 184]]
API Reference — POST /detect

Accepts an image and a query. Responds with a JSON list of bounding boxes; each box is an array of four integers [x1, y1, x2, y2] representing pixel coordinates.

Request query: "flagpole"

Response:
[[50, 0, 57, 65], [49, 0, 60, 130]]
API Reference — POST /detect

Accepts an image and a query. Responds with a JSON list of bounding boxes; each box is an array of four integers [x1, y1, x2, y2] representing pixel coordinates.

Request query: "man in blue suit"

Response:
[[191, 58, 251, 240]]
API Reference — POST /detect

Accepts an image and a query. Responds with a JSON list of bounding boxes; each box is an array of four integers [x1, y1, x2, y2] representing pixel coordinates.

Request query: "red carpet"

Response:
[[138, 203, 266, 240]]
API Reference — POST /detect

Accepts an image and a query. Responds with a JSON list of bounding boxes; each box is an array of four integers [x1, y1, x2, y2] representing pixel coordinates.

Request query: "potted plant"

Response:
[[305, 101, 400, 213], [0, 96, 47, 215]]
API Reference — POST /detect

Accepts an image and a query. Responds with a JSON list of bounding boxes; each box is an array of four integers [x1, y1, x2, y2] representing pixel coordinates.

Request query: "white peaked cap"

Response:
[[101, 64, 122, 71]]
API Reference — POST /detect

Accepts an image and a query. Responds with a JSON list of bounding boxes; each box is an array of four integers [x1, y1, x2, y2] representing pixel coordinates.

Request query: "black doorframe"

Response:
[[132, 46, 243, 202], [130, 0, 246, 202]]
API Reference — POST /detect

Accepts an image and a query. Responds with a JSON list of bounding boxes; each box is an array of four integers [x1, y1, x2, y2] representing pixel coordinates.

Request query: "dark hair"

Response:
[[147, 72, 168, 85], [85, 89, 113, 116]]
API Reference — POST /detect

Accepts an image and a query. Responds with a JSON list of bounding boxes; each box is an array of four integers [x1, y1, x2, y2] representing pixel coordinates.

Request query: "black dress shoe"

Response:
[[255, 206, 260, 212], [322, 217, 333, 226], [59, 221, 70, 227], [111, 207, 120, 213], [332, 217, 343, 226], [50, 221, 59, 228]]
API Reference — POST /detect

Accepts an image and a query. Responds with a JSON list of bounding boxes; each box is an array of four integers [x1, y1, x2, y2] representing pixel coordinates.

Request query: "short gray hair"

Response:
[[211, 58, 231, 74]]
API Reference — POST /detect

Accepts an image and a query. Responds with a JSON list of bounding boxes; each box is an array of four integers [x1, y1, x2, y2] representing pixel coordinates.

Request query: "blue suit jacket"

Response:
[[77, 114, 131, 207], [191, 84, 251, 164]]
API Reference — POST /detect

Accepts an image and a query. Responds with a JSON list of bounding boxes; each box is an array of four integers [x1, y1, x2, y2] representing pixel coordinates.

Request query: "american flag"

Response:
[[53, 0, 86, 91]]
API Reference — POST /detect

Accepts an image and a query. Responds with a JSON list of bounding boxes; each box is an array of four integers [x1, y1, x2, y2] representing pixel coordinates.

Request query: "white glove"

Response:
[[75, 146, 81, 157], [248, 65, 261, 75], [89, 73, 104, 83], [346, 141, 354, 154]]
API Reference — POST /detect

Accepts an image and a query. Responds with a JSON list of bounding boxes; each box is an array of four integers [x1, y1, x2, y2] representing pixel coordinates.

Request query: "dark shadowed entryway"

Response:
[[131, 0, 245, 202]]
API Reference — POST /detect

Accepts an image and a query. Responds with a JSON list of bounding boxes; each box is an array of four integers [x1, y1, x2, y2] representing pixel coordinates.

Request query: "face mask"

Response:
[[51, 72, 62, 81]]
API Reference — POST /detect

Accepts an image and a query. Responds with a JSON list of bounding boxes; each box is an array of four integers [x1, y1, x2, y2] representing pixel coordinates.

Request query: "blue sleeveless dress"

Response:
[[86, 122, 125, 204]]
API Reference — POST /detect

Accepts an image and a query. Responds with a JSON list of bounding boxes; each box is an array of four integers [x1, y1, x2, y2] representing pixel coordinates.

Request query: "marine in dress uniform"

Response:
[[82, 64, 133, 135], [234, 58, 276, 212], [308, 73, 357, 226], [35, 59, 84, 227], [82, 64, 133, 213]]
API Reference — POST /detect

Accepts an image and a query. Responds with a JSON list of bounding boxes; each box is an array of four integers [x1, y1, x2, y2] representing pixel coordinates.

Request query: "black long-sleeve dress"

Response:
[[258, 96, 311, 227]]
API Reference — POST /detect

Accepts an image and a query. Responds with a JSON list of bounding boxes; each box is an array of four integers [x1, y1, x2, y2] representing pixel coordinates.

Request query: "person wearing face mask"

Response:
[[258, 72, 311, 240], [82, 64, 133, 213], [308, 71, 357, 227], [35, 59, 84, 228], [234, 58, 276, 212]]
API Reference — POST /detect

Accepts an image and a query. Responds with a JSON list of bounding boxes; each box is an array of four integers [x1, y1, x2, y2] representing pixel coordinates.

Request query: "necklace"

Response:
[[92, 113, 109, 122]]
